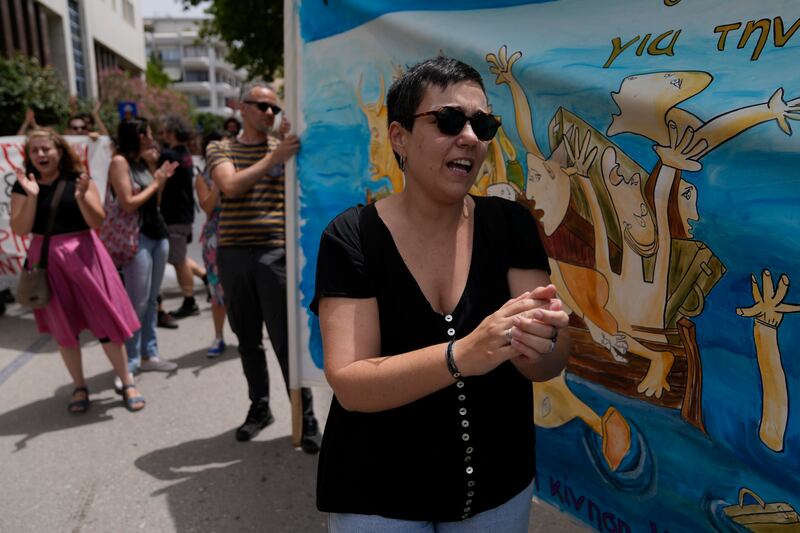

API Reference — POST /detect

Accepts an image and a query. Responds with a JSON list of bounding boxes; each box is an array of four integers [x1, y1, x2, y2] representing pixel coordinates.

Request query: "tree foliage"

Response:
[[0, 53, 70, 135], [98, 68, 192, 135], [193, 111, 226, 137], [182, 0, 284, 80], [145, 53, 172, 89]]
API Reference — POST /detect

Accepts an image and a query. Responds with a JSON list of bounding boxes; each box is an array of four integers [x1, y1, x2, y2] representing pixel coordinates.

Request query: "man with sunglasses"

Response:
[[206, 83, 321, 453]]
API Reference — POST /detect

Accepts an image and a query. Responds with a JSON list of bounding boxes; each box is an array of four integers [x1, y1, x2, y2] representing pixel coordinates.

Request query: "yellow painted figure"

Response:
[[488, 45, 800, 400]]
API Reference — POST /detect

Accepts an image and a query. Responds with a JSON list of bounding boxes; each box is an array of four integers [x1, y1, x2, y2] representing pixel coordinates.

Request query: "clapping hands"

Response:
[[74, 173, 90, 200], [14, 168, 39, 197]]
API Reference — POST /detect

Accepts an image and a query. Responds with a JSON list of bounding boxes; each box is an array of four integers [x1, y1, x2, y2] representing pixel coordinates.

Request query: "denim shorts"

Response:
[[328, 479, 534, 533]]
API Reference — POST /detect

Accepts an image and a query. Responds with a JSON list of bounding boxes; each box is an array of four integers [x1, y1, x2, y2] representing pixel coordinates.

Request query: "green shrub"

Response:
[[0, 53, 70, 135]]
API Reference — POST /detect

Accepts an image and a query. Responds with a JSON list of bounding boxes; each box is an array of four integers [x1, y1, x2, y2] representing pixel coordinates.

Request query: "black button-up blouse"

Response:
[[311, 195, 550, 522]]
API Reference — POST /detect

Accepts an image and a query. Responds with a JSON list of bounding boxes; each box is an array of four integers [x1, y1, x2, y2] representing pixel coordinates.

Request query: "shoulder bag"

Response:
[[17, 179, 67, 308], [98, 170, 141, 269]]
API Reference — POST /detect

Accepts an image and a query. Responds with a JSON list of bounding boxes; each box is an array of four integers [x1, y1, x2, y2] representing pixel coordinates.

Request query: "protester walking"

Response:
[[158, 116, 208, 319], [207, 83, 321, 452], [195, 131, 227, 356], [10, 129, 144, 412], [108, 119, 179, 378]]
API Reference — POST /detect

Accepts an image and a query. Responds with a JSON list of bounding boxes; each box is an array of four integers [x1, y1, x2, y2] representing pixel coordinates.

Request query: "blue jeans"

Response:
[[122, 234, 168, 373], [328, 480, 534, 533]]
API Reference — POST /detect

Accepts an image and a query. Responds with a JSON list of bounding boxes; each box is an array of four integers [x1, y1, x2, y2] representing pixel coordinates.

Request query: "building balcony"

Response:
[[173, 81, 211, 93], [182, 56, 210, 68]]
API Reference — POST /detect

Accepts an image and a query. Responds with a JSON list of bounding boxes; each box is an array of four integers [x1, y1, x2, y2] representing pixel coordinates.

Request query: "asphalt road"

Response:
[[0, 285, 590, 532]]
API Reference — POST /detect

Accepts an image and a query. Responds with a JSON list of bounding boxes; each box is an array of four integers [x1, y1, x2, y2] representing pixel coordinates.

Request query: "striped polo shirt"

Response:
[[206, 137, 285, 248]]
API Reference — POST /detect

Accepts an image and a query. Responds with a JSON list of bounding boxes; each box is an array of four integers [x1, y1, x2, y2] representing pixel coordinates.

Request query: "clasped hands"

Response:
[[455, 284, 569, 378]]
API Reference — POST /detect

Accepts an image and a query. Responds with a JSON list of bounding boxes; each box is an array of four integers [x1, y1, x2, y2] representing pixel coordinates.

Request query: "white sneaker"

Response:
[[139, 357, 178, 372]]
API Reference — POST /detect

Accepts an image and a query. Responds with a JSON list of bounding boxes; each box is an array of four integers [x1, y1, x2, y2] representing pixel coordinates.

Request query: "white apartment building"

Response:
[[0, 0, 146, 99], [144, 17, 246, 116]]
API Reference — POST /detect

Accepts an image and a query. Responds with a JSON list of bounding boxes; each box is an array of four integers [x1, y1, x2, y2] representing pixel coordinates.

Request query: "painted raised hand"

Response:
[[562, 125, 598, 178], [767, 88, 800, 135], [654, 120, 708, 172], [486, 45, 522, 86], [737, 270, 800, 328], [736, 269, 798, 452]]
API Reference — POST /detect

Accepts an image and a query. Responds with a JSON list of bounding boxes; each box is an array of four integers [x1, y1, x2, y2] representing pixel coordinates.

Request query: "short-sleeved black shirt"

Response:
[[12, 173, 89, 235], [311, 195, 550, 522], [158, 144, 195, 225]]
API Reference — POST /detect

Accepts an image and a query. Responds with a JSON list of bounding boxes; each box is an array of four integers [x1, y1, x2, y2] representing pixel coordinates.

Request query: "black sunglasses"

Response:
[[412, 106, 501, 141], [244, 101, 282, 114]]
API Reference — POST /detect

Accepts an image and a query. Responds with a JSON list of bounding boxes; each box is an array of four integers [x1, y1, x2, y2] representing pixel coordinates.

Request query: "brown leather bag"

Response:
[[17, 179, 67, 309]]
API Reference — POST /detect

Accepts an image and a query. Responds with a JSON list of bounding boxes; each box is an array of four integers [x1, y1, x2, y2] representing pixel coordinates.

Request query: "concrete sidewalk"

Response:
[[0, 290, 590, 532]]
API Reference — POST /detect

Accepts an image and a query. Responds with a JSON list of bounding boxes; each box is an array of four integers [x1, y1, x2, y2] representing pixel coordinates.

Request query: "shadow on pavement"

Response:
[[0, 341, 238, 452], [167, 345, 240, 378], [135, 433, 325, 532], [0, 311, 50, 352], [0, 370, 133, 451]]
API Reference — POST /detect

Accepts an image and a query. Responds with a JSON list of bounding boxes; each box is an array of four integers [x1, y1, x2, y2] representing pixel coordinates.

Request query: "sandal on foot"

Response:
[[67, 386, 90, 414], [121, 384, 145, 412]]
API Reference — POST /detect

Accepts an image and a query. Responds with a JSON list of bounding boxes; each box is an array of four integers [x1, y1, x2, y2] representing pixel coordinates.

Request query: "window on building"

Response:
[[122, 0, 135, 26], [159, 47, 180, 62], [68, 0, 87, 98], [184, 70, 209, 82], [190, 94, 211, 108], [184, 45, 207, 58]]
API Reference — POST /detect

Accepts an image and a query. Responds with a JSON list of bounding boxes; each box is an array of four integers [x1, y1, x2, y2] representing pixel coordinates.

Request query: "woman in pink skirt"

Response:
[[10, 129, 145, 413]]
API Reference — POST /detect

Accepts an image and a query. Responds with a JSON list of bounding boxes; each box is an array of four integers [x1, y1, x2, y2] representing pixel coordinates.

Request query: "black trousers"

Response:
[[218, 246, 314, 422]]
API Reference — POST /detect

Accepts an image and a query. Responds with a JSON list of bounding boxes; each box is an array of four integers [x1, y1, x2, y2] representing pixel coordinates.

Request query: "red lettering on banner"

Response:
[[16, 232, 31, 253], [0, 255, 20, 275], [0, 143, 25, 172]]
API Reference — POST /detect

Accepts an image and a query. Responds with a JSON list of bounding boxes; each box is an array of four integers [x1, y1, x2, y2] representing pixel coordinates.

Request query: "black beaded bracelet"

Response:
[[446, 339, 461, 379]]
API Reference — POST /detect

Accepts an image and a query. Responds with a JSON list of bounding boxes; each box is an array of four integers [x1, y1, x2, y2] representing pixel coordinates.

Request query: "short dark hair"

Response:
[[387, 56, 485, 132], [117, 118, 150, 163], [67, 113, 93, 129], [202, 130, 225, 158], [386, 56, 486, 166], [162, 115, 192, 143], [223, 117, 240, 129]]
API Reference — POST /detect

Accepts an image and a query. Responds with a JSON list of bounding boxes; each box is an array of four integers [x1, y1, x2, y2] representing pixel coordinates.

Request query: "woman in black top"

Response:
[[108, 119, 179, 378], [10, 129, 143, 413], [312, 57, 571, 531]]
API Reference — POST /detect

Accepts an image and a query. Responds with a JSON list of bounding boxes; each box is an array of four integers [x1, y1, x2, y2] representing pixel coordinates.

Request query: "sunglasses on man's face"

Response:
[[244, 101, 282, 114], [412, 106, 501, 141]]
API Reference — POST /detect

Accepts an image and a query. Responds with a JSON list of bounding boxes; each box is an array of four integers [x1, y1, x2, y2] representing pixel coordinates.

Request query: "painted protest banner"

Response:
[[286, 1, 800, 530], [0, 136, 112, 290]]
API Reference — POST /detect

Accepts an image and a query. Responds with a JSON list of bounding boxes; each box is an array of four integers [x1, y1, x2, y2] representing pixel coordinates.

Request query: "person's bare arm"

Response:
[[17, 108, 38, 135], [212, 134, 300, 197], [320, 292, 543, 413], [195, 173, 218, 216], [9, 169, 39, 235], [92, 101, 109, 136], [108, 155, 175, 214]]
